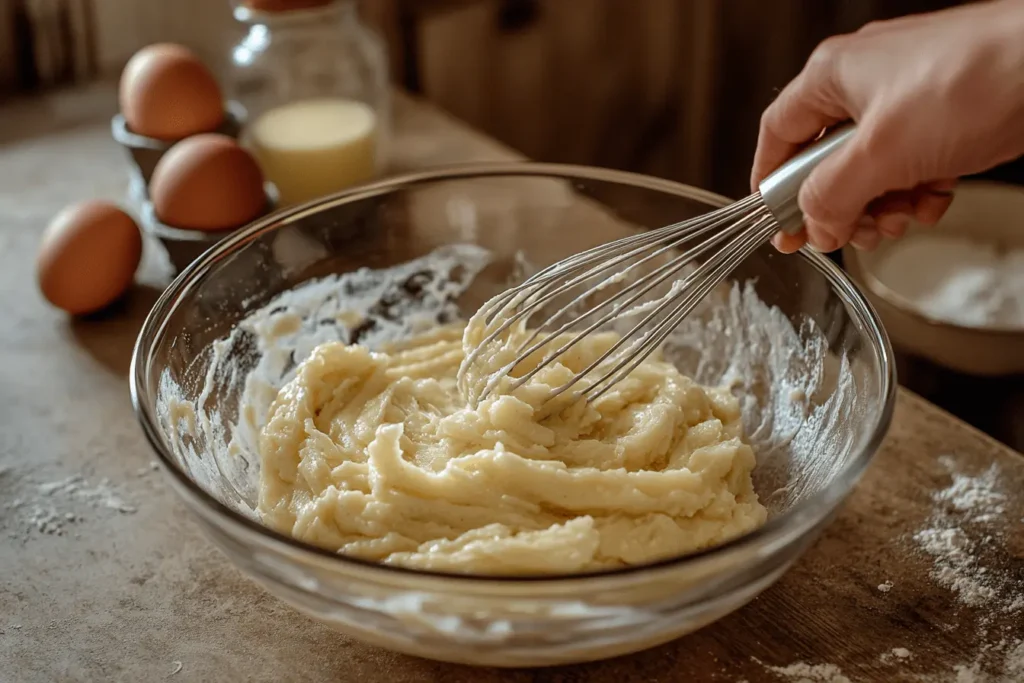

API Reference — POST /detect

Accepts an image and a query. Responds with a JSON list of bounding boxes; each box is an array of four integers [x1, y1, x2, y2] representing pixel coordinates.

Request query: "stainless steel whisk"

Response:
[[463, 124, 857, 406]]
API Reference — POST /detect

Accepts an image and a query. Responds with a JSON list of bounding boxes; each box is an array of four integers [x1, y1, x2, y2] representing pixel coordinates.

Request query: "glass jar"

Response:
[[228, 0, 390, 207]]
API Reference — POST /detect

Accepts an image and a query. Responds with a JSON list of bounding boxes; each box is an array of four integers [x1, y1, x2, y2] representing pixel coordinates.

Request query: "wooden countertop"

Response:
[[0, 84, 1021, 683]]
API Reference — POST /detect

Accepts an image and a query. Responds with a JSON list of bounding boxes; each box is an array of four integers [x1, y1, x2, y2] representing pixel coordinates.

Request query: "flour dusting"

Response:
[[878, 647, 912, 664], [757, 458, 1022, 683], [912, 462, 1021, 611], [934, 466, 1007, 523], [38, 475, 137, 514], [948, 638, 1024, 683], [756, 659, 851, 683], [914, 527, 997, 607], [4, 468, 157, 538], [872, 234, 1024, 329]]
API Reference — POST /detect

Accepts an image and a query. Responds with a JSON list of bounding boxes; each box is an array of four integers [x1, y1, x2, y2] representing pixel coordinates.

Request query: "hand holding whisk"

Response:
[[458, 124, 857, 408]]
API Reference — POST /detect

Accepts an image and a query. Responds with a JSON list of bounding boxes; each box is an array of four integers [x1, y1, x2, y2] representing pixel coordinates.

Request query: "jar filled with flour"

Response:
[[228, 0, 390, 206]]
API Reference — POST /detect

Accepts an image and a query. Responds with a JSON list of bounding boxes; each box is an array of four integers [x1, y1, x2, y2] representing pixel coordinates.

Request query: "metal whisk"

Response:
[[461, 124, 857, 406]]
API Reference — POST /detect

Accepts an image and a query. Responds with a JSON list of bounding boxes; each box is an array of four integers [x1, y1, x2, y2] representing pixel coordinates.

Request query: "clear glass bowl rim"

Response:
[[129, 161, 897, 586]]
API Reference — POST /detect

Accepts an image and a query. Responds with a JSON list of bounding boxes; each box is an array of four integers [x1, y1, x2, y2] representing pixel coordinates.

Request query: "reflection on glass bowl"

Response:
[[130, 164, 895, 667]]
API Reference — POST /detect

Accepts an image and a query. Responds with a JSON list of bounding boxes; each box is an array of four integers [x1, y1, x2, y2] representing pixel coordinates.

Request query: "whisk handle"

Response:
[[758, 122, 857, 235]]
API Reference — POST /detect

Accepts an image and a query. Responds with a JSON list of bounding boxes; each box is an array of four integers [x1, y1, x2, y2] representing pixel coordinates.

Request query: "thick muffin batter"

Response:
[[257, 323, 768, 574]]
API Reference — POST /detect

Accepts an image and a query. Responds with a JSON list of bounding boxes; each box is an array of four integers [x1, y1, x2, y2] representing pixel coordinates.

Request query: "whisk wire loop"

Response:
[[461, 121, 858, 411], [505, 197, 763, 378], [546, 207, 775, 404], [463, 194, 763, 373]]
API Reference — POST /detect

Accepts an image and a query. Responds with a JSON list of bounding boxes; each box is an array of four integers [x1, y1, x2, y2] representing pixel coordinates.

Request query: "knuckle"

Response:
[[857, 20, 887, 35], [758, 96, 795, 141], [803, 36, 849, 100], [809, 35, 846, 68], [758, 106, 779, 135]]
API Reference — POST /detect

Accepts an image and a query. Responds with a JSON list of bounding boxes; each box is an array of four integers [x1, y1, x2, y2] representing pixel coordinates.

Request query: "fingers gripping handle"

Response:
[[758, 123, 857, 235]]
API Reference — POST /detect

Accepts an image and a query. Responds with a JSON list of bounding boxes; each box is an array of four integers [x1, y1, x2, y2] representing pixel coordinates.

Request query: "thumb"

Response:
[[797, 129, 905, 250]]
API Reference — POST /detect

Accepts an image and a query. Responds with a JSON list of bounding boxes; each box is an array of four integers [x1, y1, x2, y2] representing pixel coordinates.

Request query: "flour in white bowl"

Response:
[[872, 234, 1024, 329]]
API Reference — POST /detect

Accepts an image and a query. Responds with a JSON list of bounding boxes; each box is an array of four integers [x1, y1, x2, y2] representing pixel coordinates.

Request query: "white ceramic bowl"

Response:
[[844, 180, 1024, 376]]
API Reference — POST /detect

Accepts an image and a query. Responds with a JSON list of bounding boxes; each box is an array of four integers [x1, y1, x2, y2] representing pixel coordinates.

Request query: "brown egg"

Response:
[[37, 201, 143, 316], [150, 133, 267, 231], [119, 43, 224, 140]]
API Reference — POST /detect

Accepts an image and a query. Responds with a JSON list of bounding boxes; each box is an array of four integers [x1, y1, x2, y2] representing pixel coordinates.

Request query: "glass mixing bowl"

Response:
[[130, 164, 895, 667]]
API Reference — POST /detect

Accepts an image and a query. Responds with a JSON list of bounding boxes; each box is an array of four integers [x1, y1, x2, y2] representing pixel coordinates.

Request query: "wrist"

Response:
[[983, 1, 1024, 116]]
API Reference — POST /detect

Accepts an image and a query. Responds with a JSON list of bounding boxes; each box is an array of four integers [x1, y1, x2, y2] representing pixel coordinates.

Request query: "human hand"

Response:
[[751, 0, 1024, 253]]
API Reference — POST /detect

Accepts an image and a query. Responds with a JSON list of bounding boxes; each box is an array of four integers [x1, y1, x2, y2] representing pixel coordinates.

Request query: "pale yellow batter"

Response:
[[257, 323, 768, 574]]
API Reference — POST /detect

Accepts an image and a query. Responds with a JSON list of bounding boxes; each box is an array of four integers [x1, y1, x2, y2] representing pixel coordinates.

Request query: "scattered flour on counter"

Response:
[[948, 638, 1024, 683], [934, 466, 1007, 523], [754, 659, 851, 683], [872, 234, 1024, 328], [135, 462, 160, 477], [760, 641, 1023, 682], [911, 461, 1021, 611], [3, 471, 148, 538], [1004, 641, 1024, 679], [914, 527, 996, 607], [879, 647, 912, 665], [23, 507, 78, 535], [37, 475, 137, 514]]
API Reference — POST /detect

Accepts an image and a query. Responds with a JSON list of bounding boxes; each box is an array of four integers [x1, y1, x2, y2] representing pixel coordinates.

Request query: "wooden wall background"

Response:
[[2, 0, 964, 196], [374, 0, 964, 198]]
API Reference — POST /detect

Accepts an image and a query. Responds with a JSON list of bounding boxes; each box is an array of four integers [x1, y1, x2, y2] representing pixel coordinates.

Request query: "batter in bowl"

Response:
[[257, 311, 768, 574]]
